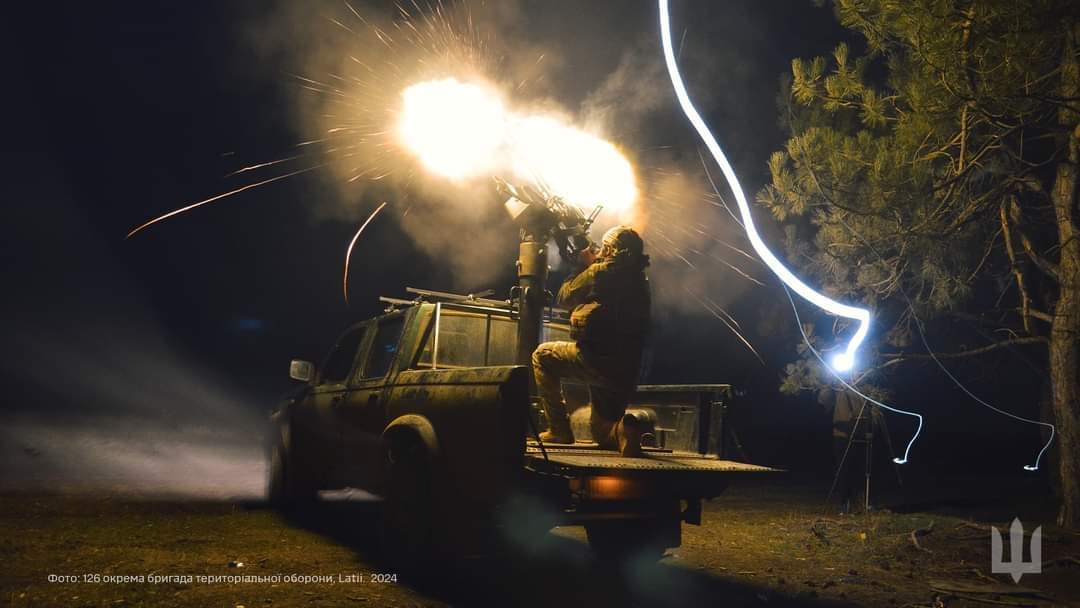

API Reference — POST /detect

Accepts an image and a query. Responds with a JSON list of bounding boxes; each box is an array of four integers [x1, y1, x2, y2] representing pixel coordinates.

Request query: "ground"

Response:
[[2, 480, 1078, 607]]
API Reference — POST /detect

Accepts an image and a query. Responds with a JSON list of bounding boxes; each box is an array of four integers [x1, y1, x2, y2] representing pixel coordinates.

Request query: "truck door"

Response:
[[339, 315, 405, 490], [299, 324, 369, 483]]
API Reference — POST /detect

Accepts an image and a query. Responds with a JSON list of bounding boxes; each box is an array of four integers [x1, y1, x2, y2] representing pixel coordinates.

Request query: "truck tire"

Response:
[[267, 426, 318, 509], [267, 442, 287, 503], [381, 432, 435, 565], [584, 517, 679, 562]]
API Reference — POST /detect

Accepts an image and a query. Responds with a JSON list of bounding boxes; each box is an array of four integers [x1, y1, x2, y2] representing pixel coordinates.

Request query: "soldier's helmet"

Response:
[[600, 225, 646, 262]]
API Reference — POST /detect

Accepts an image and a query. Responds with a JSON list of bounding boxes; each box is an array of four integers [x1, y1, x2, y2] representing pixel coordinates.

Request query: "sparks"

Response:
[[343, 201, 389, 304], [126, 165, 324, 239]]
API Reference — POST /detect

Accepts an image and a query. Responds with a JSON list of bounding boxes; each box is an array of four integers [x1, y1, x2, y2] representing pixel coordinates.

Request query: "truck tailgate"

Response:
[[524, 445, 777, 474], [523, 443, 780, 510]]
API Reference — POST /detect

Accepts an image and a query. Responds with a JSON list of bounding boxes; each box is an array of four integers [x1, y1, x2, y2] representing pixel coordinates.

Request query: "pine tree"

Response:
[[758, 0, 1080, 527]]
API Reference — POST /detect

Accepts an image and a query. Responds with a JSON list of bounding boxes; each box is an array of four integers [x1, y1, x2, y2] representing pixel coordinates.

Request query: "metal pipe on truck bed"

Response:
[[515, 237, 548, 390]]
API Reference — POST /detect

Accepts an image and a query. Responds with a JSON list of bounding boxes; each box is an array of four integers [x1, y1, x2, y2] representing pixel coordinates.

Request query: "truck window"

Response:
[[429, 310, 487, 368], [486, 317, 517, 364], [415, 308, 573, 369], [485, 318, 569, 365], [360, 317, 404, 380], [320, 327, 366, 384]]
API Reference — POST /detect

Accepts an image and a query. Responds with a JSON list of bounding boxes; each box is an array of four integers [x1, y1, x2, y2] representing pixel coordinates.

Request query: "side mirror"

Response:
[[289, 359, 315, 383]]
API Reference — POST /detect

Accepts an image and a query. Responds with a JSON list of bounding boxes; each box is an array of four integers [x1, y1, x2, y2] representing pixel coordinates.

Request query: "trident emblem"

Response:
[[991, 518, 1042, 582]]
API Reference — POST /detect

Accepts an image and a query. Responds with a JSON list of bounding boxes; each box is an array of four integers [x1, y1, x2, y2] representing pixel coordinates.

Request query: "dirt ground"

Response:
[[2, 480, 1079, 608]]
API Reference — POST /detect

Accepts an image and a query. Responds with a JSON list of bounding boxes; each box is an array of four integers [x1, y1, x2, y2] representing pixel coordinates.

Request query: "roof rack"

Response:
[[378, 287, 502, 310], [378, 296, 418, 308], [379, 286, 571, 323], [407, 287, 510, 308]]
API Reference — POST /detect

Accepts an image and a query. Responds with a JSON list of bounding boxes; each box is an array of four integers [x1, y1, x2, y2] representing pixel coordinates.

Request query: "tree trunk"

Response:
[[1051, 204, 1080, 529], [1050, 22, 1080, 529]]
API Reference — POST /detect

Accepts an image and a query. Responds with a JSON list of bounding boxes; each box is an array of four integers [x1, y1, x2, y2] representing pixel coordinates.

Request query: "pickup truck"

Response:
[[269, 289, 775, 560]]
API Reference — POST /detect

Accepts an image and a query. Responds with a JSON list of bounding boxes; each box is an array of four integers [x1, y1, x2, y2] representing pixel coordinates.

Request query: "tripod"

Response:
[[830, 393, 904, 513]]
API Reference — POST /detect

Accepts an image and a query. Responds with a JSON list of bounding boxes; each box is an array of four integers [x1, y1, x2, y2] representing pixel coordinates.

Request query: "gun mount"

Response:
[[494, 178, 601, 375]]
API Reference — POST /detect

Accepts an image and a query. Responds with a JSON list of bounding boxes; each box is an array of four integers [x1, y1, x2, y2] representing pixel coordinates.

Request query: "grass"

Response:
[[2, 480, 1078, 607], [673, 481, 1080, 606]]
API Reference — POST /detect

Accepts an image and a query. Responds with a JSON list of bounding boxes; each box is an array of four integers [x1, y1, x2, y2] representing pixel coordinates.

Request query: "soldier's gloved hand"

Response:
[[577, 246, 597, 267]]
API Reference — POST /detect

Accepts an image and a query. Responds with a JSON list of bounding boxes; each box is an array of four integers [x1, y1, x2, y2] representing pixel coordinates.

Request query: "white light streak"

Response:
[[911, 314, 1054, 471], [783, 284, 923, 465], [829, 214, 1055, 471], [658, 0, 868, 372], [661, 0, 928, 463]]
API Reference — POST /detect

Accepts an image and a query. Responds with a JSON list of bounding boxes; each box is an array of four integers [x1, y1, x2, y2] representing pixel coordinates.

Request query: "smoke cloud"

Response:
[[242, 0, 772, 321], [2, 161, 266, 498], [0, 417, 265, 499], [4, 0, 796, 497]]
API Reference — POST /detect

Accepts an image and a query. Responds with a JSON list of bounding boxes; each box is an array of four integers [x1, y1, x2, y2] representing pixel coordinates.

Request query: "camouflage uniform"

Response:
[[532, 251, 651, 449]]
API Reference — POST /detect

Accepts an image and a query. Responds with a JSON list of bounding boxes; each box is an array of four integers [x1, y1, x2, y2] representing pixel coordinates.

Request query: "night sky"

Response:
[[3, 1, 1048, 486]]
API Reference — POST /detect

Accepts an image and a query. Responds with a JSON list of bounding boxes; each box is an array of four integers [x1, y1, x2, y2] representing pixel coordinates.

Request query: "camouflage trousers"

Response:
[[532, 340, 641, 448]]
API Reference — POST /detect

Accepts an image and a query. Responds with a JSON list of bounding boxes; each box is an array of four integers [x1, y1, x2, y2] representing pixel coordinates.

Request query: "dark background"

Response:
[[2, 1, 1052, 495]]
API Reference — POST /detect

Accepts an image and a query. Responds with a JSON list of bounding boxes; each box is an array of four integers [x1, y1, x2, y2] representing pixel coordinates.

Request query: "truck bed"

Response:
[[524, 442, 779, 474]]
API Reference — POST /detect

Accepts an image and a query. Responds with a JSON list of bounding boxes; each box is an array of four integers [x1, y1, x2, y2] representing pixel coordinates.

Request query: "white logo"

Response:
[[991, 518, 1041, 583]]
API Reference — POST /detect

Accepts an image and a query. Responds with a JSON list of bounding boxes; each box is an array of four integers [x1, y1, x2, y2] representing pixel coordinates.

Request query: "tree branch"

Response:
[[1021, 308, 1055, 323], [882, 336, 1048, 362], [1000, 201, 1033, 332], [1019, 229, 1062, 281]]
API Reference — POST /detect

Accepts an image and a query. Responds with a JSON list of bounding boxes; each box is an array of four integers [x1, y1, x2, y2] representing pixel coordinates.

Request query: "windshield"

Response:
[[416, 307, 570, 369]]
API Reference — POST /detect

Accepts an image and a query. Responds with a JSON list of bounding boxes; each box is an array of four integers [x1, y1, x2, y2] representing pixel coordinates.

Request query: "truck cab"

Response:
[[269, 289, 775, 560]]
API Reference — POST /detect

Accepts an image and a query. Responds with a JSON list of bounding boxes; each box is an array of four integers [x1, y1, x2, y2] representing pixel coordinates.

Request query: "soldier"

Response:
[[818, 386, 868, 513], [817, 386, 893, 514], [532, 226, 651, 457]]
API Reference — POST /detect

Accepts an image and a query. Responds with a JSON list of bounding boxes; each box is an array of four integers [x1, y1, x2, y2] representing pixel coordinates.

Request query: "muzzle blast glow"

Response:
[[395, 77, 639, 220]]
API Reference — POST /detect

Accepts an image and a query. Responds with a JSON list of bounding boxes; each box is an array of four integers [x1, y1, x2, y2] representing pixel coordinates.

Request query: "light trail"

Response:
[[782, 283, 923, 464], [914, 313, 1055, 470], [343, 201, 389, 304], [660, 0, 925, 462], [661, 2, 1061, 469], [658, 0, 867, 373], [833, 215, 1056, 470], [686, 288, 765, 365], [126, 165, 325, 239]]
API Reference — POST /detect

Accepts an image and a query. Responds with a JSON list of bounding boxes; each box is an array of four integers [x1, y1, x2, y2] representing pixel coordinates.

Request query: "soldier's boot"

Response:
[[591, 416, 618, 451], [539, 411, 575, 444], [615, 413, 643, 458]]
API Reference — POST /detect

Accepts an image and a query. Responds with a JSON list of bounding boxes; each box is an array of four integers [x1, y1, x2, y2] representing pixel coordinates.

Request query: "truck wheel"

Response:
[[268, 429, 318, 509], [267, 442, 287, 503], [381, 433, 434, 564], [584, 517, 679, 562]]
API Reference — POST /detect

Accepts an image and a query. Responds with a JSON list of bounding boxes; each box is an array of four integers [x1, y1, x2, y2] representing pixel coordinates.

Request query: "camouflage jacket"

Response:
[[818, 388, 873, 439], [558, 258, 650, 350]]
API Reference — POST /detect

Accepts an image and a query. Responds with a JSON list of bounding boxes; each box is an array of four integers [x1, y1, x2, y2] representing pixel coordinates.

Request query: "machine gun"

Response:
[[494, 177, 602, 266]]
